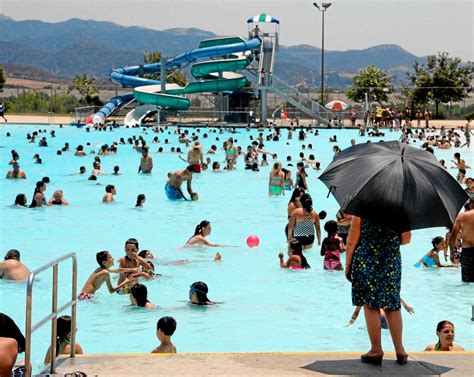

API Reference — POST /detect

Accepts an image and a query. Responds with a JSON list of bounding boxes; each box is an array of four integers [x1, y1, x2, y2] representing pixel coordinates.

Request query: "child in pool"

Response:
[[282, 168, 294, 191], [415, 236, 456, 268], [130, 283, 156, 309], [78, 251, 137, 300], [189, 281, 214, 305], [346, 299, 415, 328], [151, 316, 177, 353], [278, 239, 310, 269], [320, 220, 345, 271]]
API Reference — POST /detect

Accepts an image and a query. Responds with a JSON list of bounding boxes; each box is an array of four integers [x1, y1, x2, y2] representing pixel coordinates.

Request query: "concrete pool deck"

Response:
[[43, 351, 474, 376]]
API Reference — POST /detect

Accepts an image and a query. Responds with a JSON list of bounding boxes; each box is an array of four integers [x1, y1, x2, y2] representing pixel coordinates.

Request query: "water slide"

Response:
[[93, 37, 261, 125]]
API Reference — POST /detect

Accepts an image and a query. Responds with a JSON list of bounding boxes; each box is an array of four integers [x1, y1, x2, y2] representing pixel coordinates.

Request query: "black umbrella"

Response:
[[319, 141, 469, 232]]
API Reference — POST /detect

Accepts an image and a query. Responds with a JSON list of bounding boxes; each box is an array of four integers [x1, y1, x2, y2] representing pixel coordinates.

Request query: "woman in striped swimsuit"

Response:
[[287, 193, 321, 250]]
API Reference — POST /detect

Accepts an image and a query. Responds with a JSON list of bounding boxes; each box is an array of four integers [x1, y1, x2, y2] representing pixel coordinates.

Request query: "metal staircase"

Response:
[[256, 37, 332, 124]]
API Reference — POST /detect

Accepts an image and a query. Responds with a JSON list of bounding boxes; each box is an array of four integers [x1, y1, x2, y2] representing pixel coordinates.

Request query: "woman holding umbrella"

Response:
[[345, 217, 411, 365], [319, 141, 468, 366]]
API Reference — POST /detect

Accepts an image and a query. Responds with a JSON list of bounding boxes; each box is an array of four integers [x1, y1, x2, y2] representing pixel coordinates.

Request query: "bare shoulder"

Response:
[[424, 344, 435, 351]]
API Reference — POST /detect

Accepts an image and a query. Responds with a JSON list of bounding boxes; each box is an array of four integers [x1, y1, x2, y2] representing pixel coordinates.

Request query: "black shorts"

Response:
[[295, 235, 315, 246], [461, 247, 474, 283]]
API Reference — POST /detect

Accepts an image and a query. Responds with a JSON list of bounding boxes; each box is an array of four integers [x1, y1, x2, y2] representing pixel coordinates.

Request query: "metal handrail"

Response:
[[24, 253, 77, 377]]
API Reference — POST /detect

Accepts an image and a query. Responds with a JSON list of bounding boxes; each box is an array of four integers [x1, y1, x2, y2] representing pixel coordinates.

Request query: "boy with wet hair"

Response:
[[151, 316, 177, 353], [77, 251, 136, 300]]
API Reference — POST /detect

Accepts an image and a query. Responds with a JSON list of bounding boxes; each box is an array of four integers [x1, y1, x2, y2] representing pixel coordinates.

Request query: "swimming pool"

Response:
[[0, 123, 472, 373]]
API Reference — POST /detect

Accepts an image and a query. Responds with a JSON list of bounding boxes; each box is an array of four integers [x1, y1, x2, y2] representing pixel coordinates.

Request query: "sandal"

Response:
[[360, 353, 383, 365], [396, 353, 408, 365]]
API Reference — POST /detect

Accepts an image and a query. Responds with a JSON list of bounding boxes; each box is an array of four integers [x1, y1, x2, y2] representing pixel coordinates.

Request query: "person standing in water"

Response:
[[268, 162, 285, 196], [186, 142, 204, 173], [450, 198, 474, 282], [165, 166, 197, 201], [287, 193, 321, 249], [0, 250, 30, 281], [138, 146, 153, 173]]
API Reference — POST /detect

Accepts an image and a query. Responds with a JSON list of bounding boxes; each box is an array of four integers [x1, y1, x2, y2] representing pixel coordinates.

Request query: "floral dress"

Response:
[[351, 219, 402, 311]]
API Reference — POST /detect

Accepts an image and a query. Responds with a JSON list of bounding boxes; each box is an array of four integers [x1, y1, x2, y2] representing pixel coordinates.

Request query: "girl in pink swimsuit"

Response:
[[278, 240, 311, 270]]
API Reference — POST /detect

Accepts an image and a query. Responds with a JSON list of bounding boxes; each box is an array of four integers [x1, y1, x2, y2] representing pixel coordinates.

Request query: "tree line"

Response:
[[346, 52, 473, 118]]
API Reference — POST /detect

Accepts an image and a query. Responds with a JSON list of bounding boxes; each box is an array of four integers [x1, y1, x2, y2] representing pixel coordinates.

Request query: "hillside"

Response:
[[0, 15, 425, 87]]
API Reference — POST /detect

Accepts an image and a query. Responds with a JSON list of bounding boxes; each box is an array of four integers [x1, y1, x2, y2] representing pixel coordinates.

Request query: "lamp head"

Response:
[[313, 2, 320, 9], [322, 2, 332, 9]]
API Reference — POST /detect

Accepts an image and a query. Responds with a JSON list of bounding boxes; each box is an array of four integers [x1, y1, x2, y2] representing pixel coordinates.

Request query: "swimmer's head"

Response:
[[42, 176, 50, 184], [191, 192, 199, 201], [105, 185, 115, 194], [125, 238, 139, 252], [135, 194, 146, 207], [189, 281, 210, 305], [79, 166, 86, 173], [88, 175, 97, 181], [318, 210, 327, 220], [15, 193, 27, 206], [96, 250, 113, 269], [272, 161, 282, 171], [157, 316, 177, 338], [5, 249, 20, 261], [53, 190, 63, 201], [130, 283, 149, 307], [324, 220, 338, 235], [57, 316, 72, 344], [431, 236, 445, 249], [138, 249, 153, 259]]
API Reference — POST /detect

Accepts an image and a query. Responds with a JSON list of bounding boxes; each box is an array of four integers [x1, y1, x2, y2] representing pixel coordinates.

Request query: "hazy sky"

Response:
[[1, 0, 473, 60]]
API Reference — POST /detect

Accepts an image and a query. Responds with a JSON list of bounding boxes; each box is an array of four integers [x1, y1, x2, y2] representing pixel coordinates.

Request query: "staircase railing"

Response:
[[24, 253, 78, 377], [269, 76, 334, 121]]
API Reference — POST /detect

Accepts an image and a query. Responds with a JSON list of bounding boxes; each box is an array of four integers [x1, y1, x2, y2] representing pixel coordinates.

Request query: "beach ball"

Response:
[[246, 235, 260, 248]]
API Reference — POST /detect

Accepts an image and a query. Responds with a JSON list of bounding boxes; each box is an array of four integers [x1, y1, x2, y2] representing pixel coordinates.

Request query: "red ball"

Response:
[[246, 235, 260, 248]]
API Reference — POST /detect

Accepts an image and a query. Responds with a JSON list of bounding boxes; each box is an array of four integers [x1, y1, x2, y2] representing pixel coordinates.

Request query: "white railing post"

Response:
[[24, 253, 77, 377], [49, 264, 59, 374]]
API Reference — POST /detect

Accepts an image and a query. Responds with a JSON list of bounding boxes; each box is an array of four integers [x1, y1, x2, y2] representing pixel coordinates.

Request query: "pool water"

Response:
[[0, 124, 472, 373]]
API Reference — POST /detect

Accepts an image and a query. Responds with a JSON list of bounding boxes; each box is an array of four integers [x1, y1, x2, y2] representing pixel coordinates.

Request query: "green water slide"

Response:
[[132, 36, 260, 110]]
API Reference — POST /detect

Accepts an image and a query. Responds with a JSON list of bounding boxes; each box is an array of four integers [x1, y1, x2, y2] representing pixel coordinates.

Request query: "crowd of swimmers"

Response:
[[1, 119, 472, 373]]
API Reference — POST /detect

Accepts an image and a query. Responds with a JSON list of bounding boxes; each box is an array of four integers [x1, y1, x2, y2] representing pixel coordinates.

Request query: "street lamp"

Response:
[[313, 2, 331, 106]]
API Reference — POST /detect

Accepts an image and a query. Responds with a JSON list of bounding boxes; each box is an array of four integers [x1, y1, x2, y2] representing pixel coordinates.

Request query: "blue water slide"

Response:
[[93, 37, 261, 123]]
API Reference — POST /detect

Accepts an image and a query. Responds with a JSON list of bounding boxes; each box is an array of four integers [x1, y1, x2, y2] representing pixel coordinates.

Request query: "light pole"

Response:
[[313, 2, 331, 106]]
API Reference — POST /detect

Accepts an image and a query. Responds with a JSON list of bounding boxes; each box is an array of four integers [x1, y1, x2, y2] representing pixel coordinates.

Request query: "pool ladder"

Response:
[[24, 253, 77, 377]]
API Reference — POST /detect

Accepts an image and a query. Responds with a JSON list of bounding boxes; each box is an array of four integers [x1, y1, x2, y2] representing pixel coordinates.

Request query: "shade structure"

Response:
[[325, 100, 349, 111], [247, 13, 280, 24], [318, 141, 469, 232]]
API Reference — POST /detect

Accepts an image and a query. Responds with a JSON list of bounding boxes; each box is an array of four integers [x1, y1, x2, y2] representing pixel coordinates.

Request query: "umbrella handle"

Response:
[[327, 185, 336, 198]]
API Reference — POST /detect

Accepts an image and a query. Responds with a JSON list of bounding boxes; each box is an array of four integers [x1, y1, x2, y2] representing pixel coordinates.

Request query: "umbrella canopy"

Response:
[[247, 13, 280, 24], [325, 100, 349, 111], [318, 141, 469, 232]]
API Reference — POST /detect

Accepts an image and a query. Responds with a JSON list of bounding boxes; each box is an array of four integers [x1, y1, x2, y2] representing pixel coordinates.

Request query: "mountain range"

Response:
[[0, 15, 425, 87]]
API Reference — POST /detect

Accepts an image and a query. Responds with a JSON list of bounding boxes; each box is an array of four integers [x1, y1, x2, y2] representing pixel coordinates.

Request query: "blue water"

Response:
[[0, 124, 472, 373]]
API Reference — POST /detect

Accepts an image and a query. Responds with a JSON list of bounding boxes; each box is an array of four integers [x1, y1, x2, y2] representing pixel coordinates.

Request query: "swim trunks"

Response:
[[294, 235, 315, 246], [461, 247, 474, 282], [165, 183, 184, 200], [191, 164, 202, 173], [77, 291, 94, 300], [269, 186, 283, 196]]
